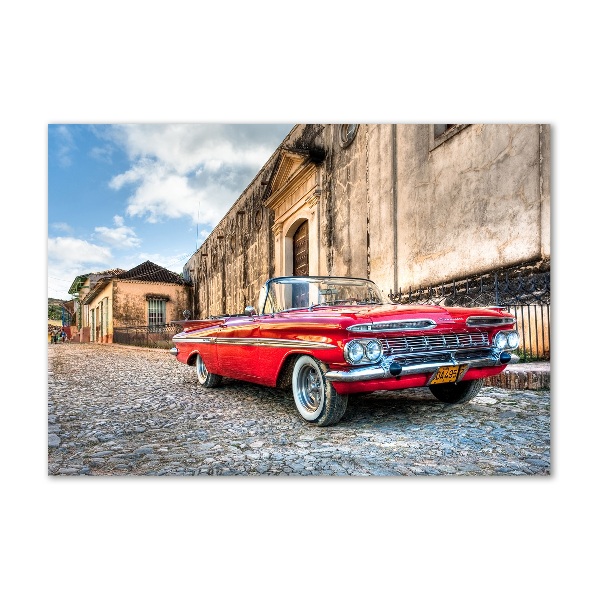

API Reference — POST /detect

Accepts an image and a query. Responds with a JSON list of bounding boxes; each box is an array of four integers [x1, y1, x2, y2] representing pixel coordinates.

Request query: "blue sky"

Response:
[[47, 124, 293, 299]]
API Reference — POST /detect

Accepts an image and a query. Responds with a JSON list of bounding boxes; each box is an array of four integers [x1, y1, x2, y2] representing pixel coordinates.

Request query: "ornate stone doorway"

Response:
[[264, 149, 321, 279]]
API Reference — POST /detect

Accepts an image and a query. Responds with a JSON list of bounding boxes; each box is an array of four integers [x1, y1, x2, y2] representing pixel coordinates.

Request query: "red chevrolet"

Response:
[[170, 276, 519, 426]]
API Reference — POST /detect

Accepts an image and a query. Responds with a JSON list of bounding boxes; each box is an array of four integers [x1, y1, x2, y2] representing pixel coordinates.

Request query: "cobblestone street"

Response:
[[48, 343, 550, 476]]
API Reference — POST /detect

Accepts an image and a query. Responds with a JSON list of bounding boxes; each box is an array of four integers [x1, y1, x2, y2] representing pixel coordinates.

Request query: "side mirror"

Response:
[[244, 306, 257, 316]]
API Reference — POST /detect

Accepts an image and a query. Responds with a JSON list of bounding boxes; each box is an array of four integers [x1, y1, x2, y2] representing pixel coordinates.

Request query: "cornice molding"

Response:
[[264, 150, 317, 211]]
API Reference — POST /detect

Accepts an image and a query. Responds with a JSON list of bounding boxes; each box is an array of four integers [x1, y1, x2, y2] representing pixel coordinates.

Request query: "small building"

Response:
[[68, 261, 192, 343]]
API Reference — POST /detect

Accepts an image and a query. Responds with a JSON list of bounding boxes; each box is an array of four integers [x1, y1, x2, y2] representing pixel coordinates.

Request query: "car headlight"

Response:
[[365, 340, 383, 362], [345, 340, 365, 364], [494, 330, 519, 350], [494, 332, 508, 349], [506, 331, 520, 350], [344, 339, 383, 365]]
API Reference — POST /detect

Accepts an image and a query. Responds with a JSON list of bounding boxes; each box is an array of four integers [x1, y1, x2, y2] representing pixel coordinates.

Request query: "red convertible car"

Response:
[[170, 276, 519, 426]]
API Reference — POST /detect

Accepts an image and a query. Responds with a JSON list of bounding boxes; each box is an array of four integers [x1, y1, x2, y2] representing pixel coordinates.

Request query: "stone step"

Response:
[[484, 362, 550, 391]]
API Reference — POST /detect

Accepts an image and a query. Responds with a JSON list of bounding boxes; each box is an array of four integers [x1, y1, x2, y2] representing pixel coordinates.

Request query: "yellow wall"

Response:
[[112, 281, 191, 328]]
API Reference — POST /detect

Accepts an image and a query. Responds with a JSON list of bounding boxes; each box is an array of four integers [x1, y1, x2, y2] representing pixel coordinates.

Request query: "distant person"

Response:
[[61, 330, 67, 343]]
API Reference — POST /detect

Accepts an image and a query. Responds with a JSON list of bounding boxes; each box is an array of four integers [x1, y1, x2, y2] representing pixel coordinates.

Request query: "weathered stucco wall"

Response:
[[322, 124, 370, 279], [394, 124, 548, 291], [112, 281, 191, 327], [185, 124, 550, 318], [184, 183, 275, 318]]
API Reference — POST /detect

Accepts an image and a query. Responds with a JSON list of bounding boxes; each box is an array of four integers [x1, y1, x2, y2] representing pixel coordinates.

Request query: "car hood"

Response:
[[175, 303, 514, 336], [326, 302, 506, 319], [286, 302, 514, 330]]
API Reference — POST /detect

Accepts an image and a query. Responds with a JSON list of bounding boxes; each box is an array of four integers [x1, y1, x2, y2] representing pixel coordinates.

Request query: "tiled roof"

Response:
[[68, 269, 127, 295], [95, 268, 126, 277], [81, 278, 113, 305], [117, 261, 186, 284]]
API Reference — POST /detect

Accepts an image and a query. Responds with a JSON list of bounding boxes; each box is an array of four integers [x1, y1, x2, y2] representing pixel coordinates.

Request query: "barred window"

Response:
[[148, 298, 166, 326], [431, 124, 470, 150], [434, 124, 456, 138]]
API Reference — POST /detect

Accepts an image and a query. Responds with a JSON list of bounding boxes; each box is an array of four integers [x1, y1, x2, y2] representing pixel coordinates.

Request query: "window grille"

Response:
[[148, 298, 166, 327], [434, 124, 456, 138]]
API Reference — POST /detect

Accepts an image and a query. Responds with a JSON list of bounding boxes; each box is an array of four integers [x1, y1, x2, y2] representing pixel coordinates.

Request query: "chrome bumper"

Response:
[[169, 346, 179, 356], [324, 352, 520, 383]]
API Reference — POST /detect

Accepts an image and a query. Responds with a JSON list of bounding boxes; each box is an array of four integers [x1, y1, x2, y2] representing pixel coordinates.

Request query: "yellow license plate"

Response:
[[429, 364, 468, 385]]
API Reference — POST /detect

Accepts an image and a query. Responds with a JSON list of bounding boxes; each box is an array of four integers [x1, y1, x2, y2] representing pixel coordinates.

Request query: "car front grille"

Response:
[[381, 332, 490, 356], [392, 348, 494, 366]]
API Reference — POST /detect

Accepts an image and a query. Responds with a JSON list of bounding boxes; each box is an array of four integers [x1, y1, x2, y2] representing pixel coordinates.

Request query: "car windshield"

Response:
[[260, 277, 383, 314]]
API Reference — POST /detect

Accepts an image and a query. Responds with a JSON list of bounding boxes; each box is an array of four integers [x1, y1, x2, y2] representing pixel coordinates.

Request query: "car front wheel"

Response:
[[291, 355, 348, 426], [196, 354, 222, 388], [428, 378, 484, 404]]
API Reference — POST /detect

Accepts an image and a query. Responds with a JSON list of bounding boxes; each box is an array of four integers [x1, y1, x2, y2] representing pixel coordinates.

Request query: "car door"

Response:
[[215, 315, 262, 381]]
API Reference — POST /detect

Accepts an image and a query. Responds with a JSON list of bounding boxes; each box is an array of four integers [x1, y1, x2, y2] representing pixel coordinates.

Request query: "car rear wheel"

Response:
[[428, 378, 484, 404], [196, 354, 222, 388], [292, 355, 348, 426]]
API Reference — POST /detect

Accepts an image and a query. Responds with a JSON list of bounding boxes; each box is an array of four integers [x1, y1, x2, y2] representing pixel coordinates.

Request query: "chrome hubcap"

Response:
[[298, 364, 322, 413], [196, 356, 208, 383]]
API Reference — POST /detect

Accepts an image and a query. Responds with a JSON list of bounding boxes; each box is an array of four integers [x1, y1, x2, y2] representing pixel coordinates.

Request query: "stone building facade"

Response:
[[184, 124, 550, 319]]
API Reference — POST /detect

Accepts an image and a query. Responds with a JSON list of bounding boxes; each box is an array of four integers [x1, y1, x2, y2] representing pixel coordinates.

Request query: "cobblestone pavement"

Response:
[[48, 344, 551, 476]]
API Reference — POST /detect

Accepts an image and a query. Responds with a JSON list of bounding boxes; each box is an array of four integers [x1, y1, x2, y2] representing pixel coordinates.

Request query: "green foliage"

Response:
[[48, 304, 63, 320], [515, 348, 549, 363]]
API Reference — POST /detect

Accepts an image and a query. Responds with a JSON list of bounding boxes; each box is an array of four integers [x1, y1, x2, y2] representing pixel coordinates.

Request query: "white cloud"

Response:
[[109, 157, 156, 190], [122, 172, 230, 225], [114, 124, 289, 174], [47, 237, 114, 298], [107, 124, 293, 227], [48, 236, 113, 267], [204, 159, 224, 172], [93, 215, 141, 248], [89, 144, 114, 163], [50, 222, 73, 233], [55, 125, 76, 167]]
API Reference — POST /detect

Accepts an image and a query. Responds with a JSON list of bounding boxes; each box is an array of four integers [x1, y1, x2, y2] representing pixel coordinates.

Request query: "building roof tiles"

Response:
[[116, 261, 186, 284]]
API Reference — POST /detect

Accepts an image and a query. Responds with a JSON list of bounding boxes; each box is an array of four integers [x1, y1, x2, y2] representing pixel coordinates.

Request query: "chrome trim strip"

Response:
[[324, 353, 520, 382], [174, 336, 213, 343], [466, 316, 516, 327], [347, 319, 437, 332], [172, 336, 336, 350]]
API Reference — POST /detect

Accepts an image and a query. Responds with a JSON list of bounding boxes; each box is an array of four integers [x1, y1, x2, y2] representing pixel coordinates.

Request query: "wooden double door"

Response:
[[292, 221, 309, 307], [293, 221, 309, 276]]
